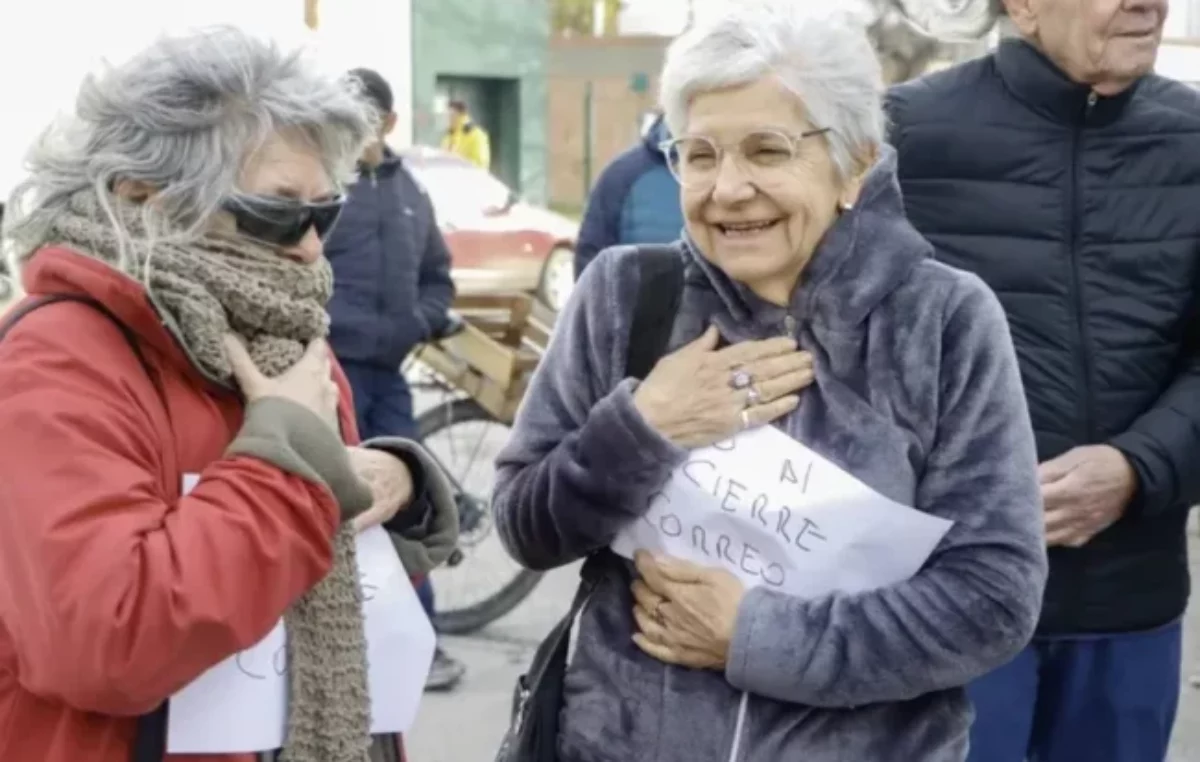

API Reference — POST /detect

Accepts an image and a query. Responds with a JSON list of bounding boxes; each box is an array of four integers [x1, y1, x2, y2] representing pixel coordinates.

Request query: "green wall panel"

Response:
[[411, 0, 549, 203]]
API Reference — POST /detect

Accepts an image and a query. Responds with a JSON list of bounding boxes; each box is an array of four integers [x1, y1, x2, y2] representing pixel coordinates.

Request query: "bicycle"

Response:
[[403, 296, 553, 635]]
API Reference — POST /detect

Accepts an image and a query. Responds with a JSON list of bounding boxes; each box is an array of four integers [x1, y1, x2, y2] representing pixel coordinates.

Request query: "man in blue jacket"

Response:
[[888, 1, 1194, 760], [329, 68, 464, 691], [573, 112, 684, 277]]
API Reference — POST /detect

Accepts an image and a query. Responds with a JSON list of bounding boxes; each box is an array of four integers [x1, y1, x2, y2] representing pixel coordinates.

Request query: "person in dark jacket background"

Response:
[[888, 1, 1196, 760], [329, 68, 465, 692], [573, 112, 683, 277]]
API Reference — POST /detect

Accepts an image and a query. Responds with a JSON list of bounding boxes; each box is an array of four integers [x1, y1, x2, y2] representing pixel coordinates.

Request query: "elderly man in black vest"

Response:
[[888, 1, 1196, 760]]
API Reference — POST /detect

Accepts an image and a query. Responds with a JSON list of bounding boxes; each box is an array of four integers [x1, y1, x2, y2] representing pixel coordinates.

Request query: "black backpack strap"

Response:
[[0, 293, 170, 762], [624, 244, 686, 380]]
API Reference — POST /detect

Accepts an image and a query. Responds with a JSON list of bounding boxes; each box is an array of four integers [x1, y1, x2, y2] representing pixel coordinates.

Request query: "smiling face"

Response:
[[1005, 0, 1167, 94], [678, 77, 870, 306]]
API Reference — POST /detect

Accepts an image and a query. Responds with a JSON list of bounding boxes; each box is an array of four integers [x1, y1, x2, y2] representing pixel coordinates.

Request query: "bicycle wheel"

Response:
[[417, 397, 544, 634]]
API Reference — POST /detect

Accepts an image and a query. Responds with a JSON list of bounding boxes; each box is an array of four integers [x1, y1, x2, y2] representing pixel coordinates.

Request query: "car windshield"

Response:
[[408, 161, 512, 222]]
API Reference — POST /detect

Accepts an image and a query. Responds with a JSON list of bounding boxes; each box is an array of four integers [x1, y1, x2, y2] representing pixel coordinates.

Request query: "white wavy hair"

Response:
[[3, 25, 377, 269], [658, 0, 886, 181]]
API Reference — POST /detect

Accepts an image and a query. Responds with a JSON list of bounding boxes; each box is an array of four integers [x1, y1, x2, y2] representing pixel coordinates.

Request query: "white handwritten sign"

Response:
[[611, 425, 953, 597], [166, 474, 436, 753]]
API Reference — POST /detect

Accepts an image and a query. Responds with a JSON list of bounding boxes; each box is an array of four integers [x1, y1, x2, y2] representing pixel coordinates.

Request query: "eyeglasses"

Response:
[[659, 128, 831, 190], [220, 194, 345, 248]]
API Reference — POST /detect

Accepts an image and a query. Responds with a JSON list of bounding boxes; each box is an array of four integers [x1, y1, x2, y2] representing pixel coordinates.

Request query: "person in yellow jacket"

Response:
[[441, 100, 491, 170]]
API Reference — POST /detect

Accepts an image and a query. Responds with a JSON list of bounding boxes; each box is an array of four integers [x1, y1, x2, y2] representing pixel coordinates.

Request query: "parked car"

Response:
[[399, 146, 577, 312]]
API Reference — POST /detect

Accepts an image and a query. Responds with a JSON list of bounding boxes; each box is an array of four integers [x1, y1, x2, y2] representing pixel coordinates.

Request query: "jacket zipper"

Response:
[[1066, 91, 1098, 442], [726, 692, 751, 762], [369, 168, 388, 357], [1058, 92, 1097, 628]]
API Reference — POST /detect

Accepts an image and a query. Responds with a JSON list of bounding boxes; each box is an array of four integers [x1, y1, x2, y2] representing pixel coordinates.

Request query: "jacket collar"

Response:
[[356, 145, 401, 176], [685, 145, 930, 337], [642, 115, 672, 164], [994, 38, 1141, 127]]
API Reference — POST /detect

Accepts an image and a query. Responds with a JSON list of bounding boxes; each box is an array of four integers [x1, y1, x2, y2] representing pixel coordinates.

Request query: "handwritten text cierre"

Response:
[[611, 425, 955, 600], [638, 450, 828, 590], [679, 454, 825, 548]]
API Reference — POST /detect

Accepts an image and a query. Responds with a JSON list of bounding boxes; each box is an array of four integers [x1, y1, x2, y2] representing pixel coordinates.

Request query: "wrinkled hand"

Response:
[[1041, 445, 1136, 547], [632, 325, 813, 450], [630, 550, 745, 670], [348, 447, 414, 532], [225, 335, 340, 432]]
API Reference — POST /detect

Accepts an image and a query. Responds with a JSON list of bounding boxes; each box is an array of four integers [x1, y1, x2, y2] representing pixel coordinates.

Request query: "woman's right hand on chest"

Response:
[[631, 325, 814, 450], [225, 335, 340, 431]]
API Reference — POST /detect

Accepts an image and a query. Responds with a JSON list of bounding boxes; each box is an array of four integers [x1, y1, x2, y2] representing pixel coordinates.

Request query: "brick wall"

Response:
[[547, 36, 669, 211], [545, 34, 966, 211]]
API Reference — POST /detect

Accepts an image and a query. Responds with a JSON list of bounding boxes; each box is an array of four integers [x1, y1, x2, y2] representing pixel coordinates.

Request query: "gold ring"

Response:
[[740, 408, 751, 430]]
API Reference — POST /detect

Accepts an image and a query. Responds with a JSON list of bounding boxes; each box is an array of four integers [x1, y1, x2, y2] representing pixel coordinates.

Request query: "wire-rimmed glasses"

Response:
[[659, 127, 831, 190]]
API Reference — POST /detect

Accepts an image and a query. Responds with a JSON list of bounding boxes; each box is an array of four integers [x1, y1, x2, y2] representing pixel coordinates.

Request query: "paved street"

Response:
[[408, 522, 1200, 762]]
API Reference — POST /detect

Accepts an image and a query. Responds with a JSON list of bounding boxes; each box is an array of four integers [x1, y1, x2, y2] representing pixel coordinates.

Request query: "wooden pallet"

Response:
[[412, 293, 555, 424]]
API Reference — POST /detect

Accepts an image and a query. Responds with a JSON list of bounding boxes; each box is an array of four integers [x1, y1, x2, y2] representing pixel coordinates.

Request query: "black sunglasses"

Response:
[[220, 194, 345, 248]]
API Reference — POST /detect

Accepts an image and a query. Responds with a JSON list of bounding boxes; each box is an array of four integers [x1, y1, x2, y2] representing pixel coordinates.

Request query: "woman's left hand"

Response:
[[630, 550, 745, 670], [347, 446, 413, 532]]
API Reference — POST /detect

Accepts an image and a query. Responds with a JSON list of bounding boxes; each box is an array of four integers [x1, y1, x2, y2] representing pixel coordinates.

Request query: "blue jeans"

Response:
[[340, 361, 417, 441], [340, 361, 436, 619], [966, 621, 1181, 762]]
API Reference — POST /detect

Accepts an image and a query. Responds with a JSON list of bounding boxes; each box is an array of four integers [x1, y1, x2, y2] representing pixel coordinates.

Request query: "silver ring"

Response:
[[740, 408, 751, 430], [745, 385, 761, 407], [730, 368, 754, 390]]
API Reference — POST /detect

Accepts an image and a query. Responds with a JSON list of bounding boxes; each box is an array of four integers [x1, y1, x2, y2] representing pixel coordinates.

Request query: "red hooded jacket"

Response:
[[0, 247, 399, 762]]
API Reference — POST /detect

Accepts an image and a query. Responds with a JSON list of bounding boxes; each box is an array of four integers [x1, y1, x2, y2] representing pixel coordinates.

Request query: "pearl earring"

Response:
[[837, 201, 854, 213]]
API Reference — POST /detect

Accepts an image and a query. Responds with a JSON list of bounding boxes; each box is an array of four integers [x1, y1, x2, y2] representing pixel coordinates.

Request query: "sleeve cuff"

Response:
[[361, 436, 461, 575], [1108, 431, 1159, 516], [576, 379, 687, 481], [415, 311, 434, 342], [227, 397, 373, 522], [377, 446, 433, 535], [724, 585, 773, 694]]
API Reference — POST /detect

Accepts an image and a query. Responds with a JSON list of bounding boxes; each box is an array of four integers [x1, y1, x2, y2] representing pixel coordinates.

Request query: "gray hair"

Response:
[[3, 25, 377, 267], [658, 0, 885, 181]]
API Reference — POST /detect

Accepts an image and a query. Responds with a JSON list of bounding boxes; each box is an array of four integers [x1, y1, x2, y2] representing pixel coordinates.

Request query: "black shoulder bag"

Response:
[[0, 294, 171, 762], [495, 244, 687, 762]]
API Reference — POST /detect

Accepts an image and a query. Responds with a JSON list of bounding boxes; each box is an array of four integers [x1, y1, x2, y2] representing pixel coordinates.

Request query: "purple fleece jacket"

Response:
[[491, 147, 1048, 762]]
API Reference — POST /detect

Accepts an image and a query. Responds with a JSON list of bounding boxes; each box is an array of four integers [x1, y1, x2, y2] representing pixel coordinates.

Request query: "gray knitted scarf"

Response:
[[47, 190, 372, 762]]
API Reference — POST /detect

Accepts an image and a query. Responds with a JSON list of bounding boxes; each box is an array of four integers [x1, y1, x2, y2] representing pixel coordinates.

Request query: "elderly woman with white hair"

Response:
[[0, 26, 455, 762], [491, 2, 1048, 761]]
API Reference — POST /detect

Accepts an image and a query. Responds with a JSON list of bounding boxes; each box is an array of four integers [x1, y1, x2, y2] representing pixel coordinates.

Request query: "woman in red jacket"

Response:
[[0, 25, 455, 762]]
